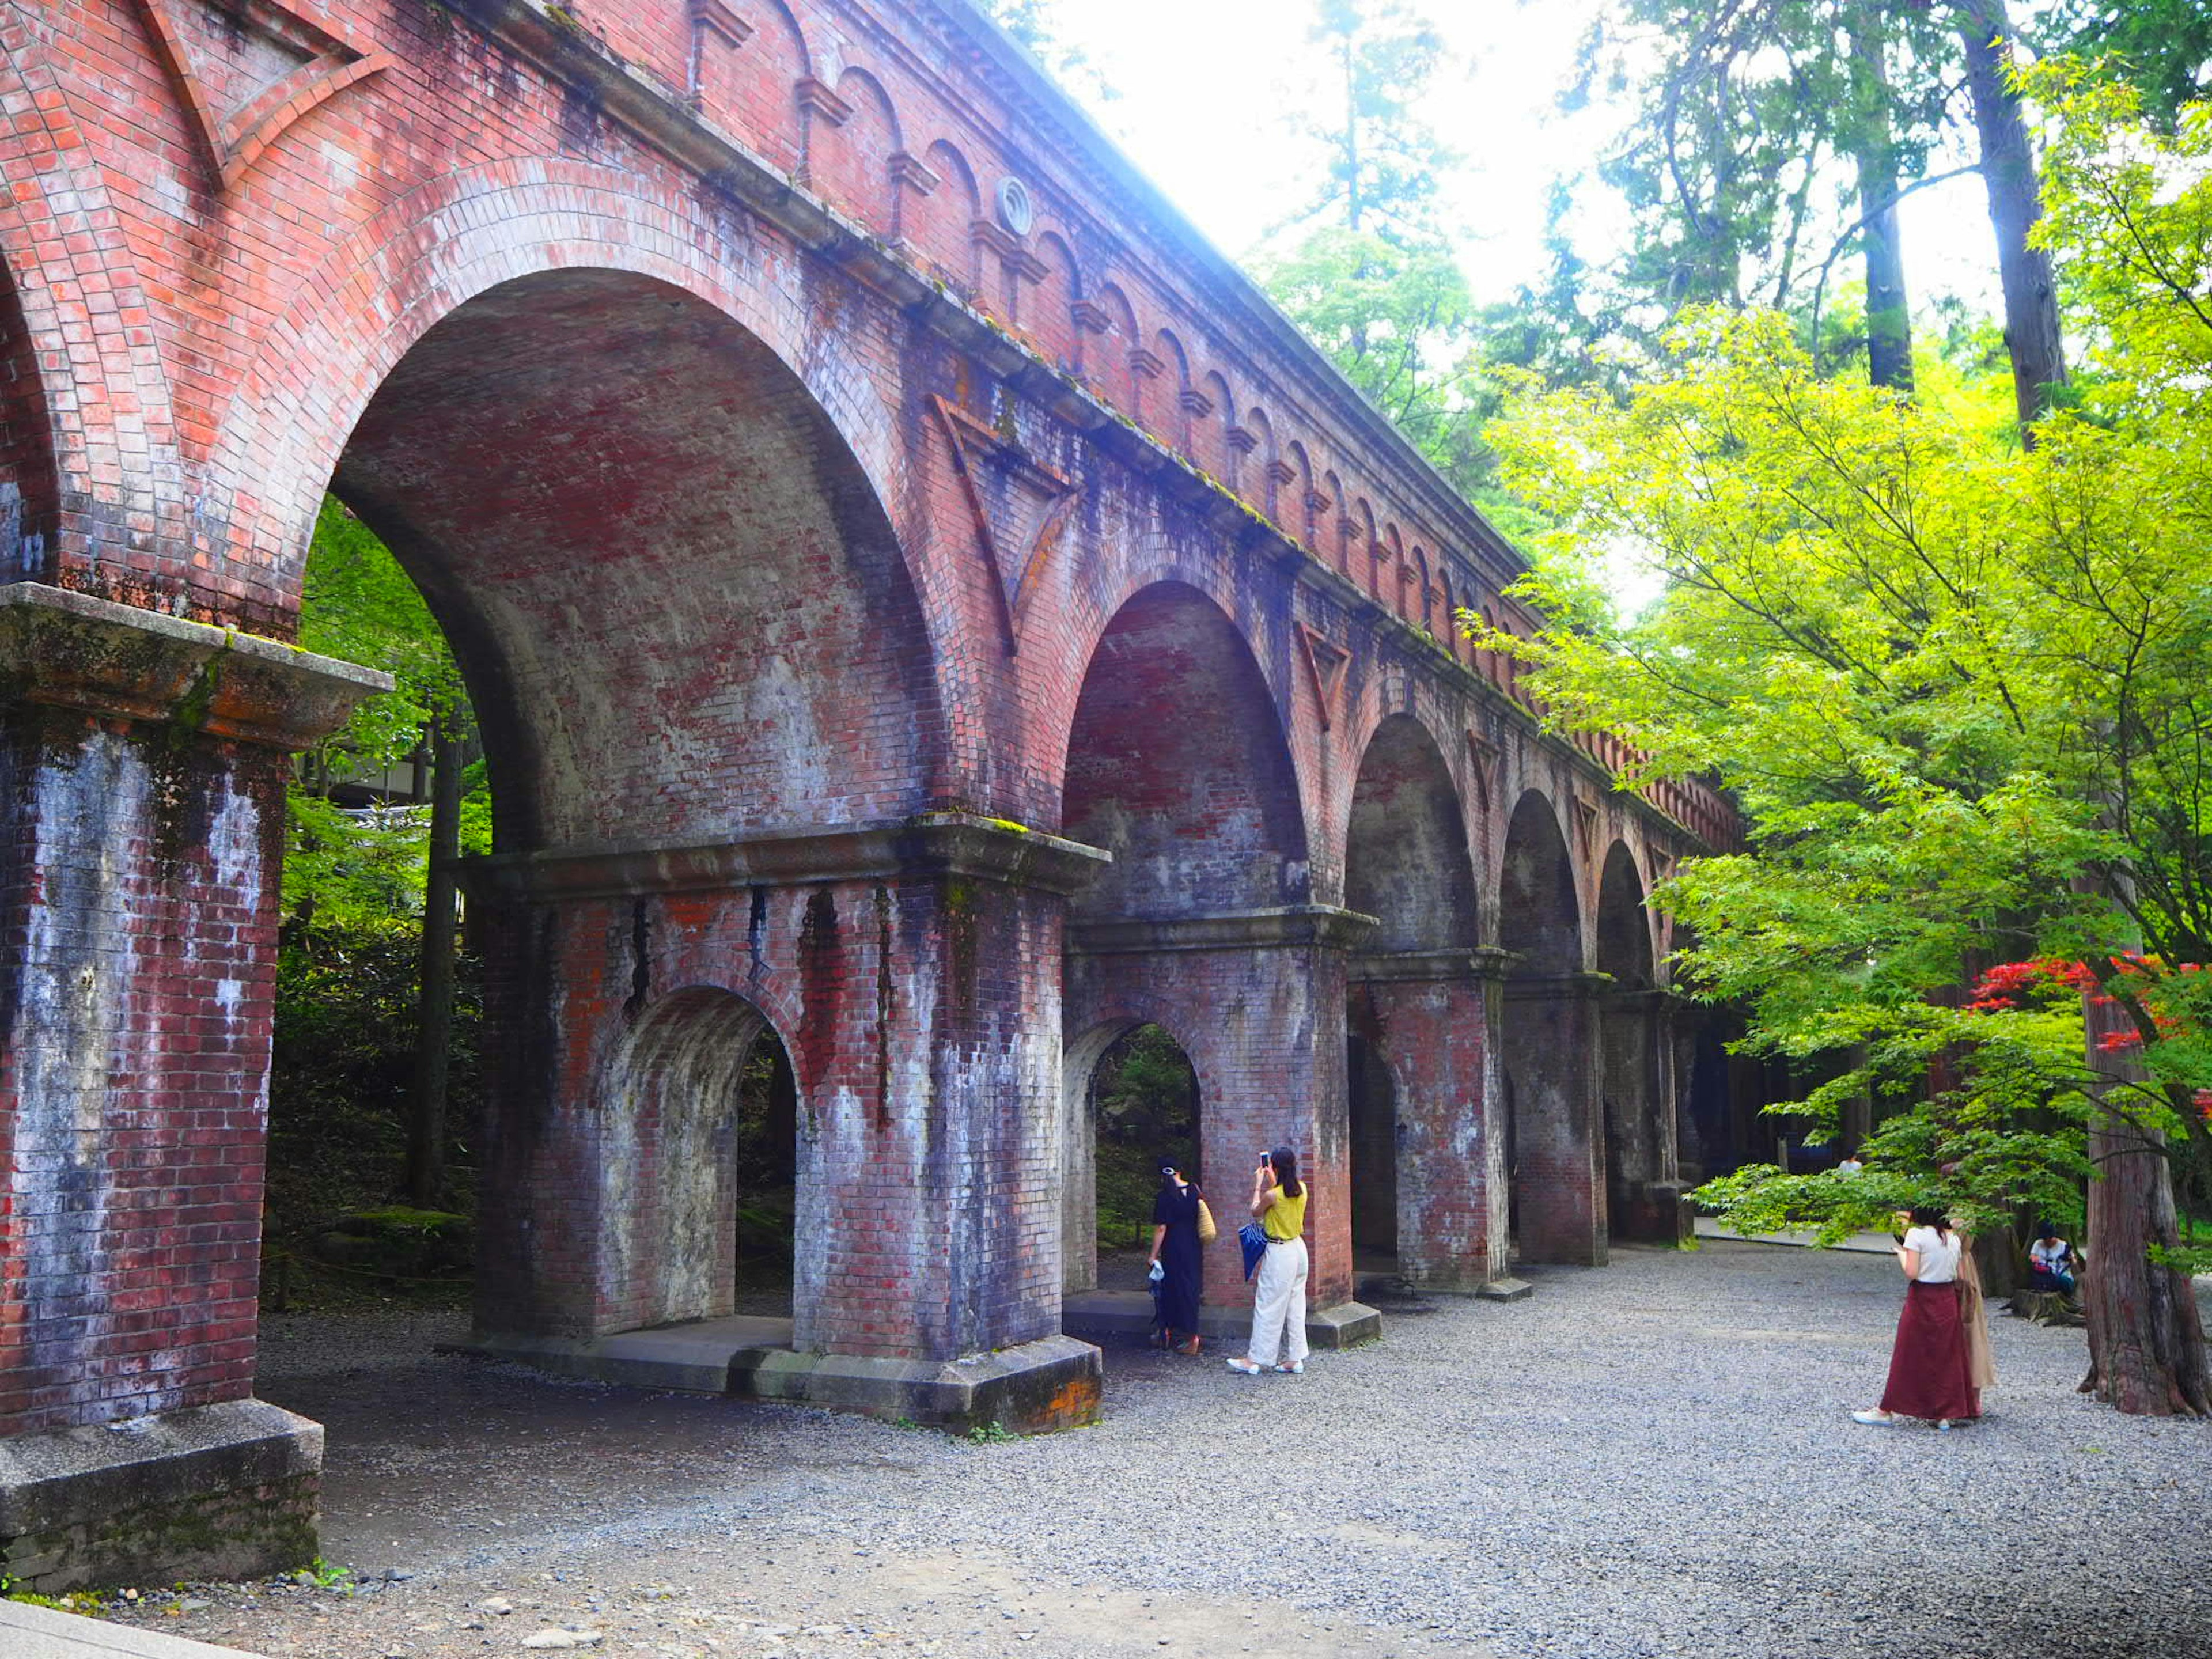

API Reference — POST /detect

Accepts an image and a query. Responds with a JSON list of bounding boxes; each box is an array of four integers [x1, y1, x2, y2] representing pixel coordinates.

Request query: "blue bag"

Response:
[[1238, 1221, 1269, 1281]]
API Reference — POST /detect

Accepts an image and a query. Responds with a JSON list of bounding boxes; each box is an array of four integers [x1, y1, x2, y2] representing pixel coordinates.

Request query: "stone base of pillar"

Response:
[[1616, 1182, 1696, 1245], [1059, 1293, 1381, 1351], [456, 1324, 1101, 1435], [0, 1400, 322, 1595]]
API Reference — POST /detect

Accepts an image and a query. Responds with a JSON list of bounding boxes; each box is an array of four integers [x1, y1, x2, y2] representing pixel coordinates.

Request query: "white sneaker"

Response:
[[1225, 1357, 1262, 1376], [1851, 1409, 1896, 1426], [1274, 1361, 1304, 1374]]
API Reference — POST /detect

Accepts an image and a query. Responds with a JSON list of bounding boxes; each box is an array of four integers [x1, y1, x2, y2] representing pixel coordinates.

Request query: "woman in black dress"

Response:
[[1147, 1164, 1205, 1355]]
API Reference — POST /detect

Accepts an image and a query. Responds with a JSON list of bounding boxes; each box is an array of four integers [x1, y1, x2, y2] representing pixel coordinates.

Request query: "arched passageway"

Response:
[[1058, 581, 1363, 1326], [334, 267, 942, 853], [598, 990, 801, 1328], [1060, 1021, 1202, 1298], [1596, 843, 1684, 1243], [1058, 581, 1309, 921], [1342, 714, 1499, 1289], [1498, 791, 1603, 1266], [329, 266, 1069, 1378]]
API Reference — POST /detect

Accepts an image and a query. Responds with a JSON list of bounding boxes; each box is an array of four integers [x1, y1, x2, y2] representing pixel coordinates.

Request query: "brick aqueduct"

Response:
[[0, 0, 1753, 1586]]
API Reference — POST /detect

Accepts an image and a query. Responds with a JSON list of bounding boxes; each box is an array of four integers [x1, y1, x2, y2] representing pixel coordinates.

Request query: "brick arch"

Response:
[[1343, 713, 1480, 952], [1153, 328, 1193, 447], [1056, 1007, 1217, 1299], [204, 168, 950, 851], [1092, 281, 1139, 412], [1499, 786, 1582, 974], [728, 0, 812, 175], [0, 18, 181, 590], [1031, 229, 1081, 369], [204, 161, 907, 610], [1056, 577, 1312, 921], [915, 137, 982, 291], [1596, 838, 1654, 989], [589, 984, 801, 1332], [809, 65, 902, 236]]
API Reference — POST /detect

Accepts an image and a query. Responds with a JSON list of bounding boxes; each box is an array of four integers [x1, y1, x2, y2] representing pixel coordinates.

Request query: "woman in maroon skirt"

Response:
[[1853, 1206, 1977, 1429]]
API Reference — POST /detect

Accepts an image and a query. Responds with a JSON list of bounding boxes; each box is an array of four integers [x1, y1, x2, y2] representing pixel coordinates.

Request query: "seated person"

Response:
[[2027, 1222, 2077, 1294]]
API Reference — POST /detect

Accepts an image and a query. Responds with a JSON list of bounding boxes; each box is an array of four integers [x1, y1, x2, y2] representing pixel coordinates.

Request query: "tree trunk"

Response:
[[1847, 21, 1913, 392], [1953, 0, 2067, 432], [405, 716, 464, 1209], [2080, 982, 2211, 1416]]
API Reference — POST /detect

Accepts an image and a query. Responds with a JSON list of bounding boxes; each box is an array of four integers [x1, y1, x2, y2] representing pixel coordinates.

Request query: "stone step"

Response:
[[0, 1599, 266, 1658]]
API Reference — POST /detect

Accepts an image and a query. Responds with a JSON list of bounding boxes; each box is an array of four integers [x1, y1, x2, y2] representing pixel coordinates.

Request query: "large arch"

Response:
[[1058, 578, 1362, 1324], [314, 257, 964, 1369], [1342, 714, 1487, 1282], [1596, 840, 1681, 1242], [204, 163, 917, 639], [331, 264, 946, 850], [1059, 579, 1309, 920], [1498, 789, 1604, 1266]]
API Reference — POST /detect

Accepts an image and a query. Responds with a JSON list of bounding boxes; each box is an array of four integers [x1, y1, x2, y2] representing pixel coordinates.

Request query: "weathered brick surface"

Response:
[[0, 0, 1747, 1459]]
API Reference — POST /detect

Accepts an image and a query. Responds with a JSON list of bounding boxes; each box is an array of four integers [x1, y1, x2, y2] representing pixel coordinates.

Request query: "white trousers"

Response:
[[1247, 1237, 1310, 1366]]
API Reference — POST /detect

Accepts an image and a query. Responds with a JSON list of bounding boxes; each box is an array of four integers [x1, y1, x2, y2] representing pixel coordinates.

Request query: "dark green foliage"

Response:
[[1091, 1025, 1198, 1248], [267, 919, 483, 1239], [732, 1035, 798, 1270], [2048, 0, 2212, 124]]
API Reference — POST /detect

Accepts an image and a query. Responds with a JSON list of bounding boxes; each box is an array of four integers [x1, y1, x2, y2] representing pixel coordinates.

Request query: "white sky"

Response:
[[1036, 0, 2006, 321]]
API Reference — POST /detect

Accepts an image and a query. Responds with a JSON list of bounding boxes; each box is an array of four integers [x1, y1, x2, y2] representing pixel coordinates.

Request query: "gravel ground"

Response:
[[86, 1241, 2212, 1659]]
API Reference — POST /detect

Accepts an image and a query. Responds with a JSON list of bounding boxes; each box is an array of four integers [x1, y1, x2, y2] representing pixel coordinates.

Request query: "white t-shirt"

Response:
[[2030, 1238, 2072, 1272], [1904, 1225, 1961, 1283]]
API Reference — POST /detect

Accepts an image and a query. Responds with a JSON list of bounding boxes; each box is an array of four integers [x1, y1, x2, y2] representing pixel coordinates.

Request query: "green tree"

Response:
[[1477, 73, 2212, 1415], [1259, 3, 1531, 517], [1293, 0, 1455, 242], [291, 498, 485, 1207], [1560, 0, 2067, 421]]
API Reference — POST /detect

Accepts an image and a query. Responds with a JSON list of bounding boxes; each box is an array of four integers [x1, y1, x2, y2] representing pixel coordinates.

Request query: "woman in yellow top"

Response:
[[1226, 1145, 1309, 1376]]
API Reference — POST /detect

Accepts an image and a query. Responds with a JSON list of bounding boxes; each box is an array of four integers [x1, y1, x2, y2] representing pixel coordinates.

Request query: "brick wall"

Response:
[[0, 0, 1734, 1446], [0, 711, 284, 1436]]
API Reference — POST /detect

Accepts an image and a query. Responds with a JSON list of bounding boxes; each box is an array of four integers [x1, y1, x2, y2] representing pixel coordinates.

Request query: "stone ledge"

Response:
[[1349, 946, 1510, 984], [1067, 904, 1378, 957], [456, 1323, 1101, 1434], [1475, 1277, 1535, 1301], [0, 582, 391, 751], [1059, 1290, 1382, 1350], [0, 1399, 321, 1594], [0, 1597, 275, 1658], [459, 812, 1111, 902]]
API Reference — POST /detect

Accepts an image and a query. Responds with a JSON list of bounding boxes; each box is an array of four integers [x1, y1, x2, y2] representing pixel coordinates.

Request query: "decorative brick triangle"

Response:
[[1465, 730, 1500, 810], [932, 396, 1078, 657], [1295, 625, 1349, 730], [1571, 793, 1600, 860], [135, 0, 389, 190]]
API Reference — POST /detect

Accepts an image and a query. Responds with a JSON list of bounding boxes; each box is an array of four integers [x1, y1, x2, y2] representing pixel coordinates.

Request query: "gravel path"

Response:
[[88, 1241, 2211, 1659]]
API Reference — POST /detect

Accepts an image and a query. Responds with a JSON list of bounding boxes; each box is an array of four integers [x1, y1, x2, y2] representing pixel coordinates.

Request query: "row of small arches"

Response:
[[661, 0, 1728, 846], [666, 1, 1530, 660]]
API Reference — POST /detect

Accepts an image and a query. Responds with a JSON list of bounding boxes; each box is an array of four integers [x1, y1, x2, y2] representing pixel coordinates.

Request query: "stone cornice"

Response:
[[0, 581, 391, 751], [458, 813, 1111, 903], [1067, 904, 1377, 957], [1502, 969, 1616, 1001], [1349, 946, 1510, 984]]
